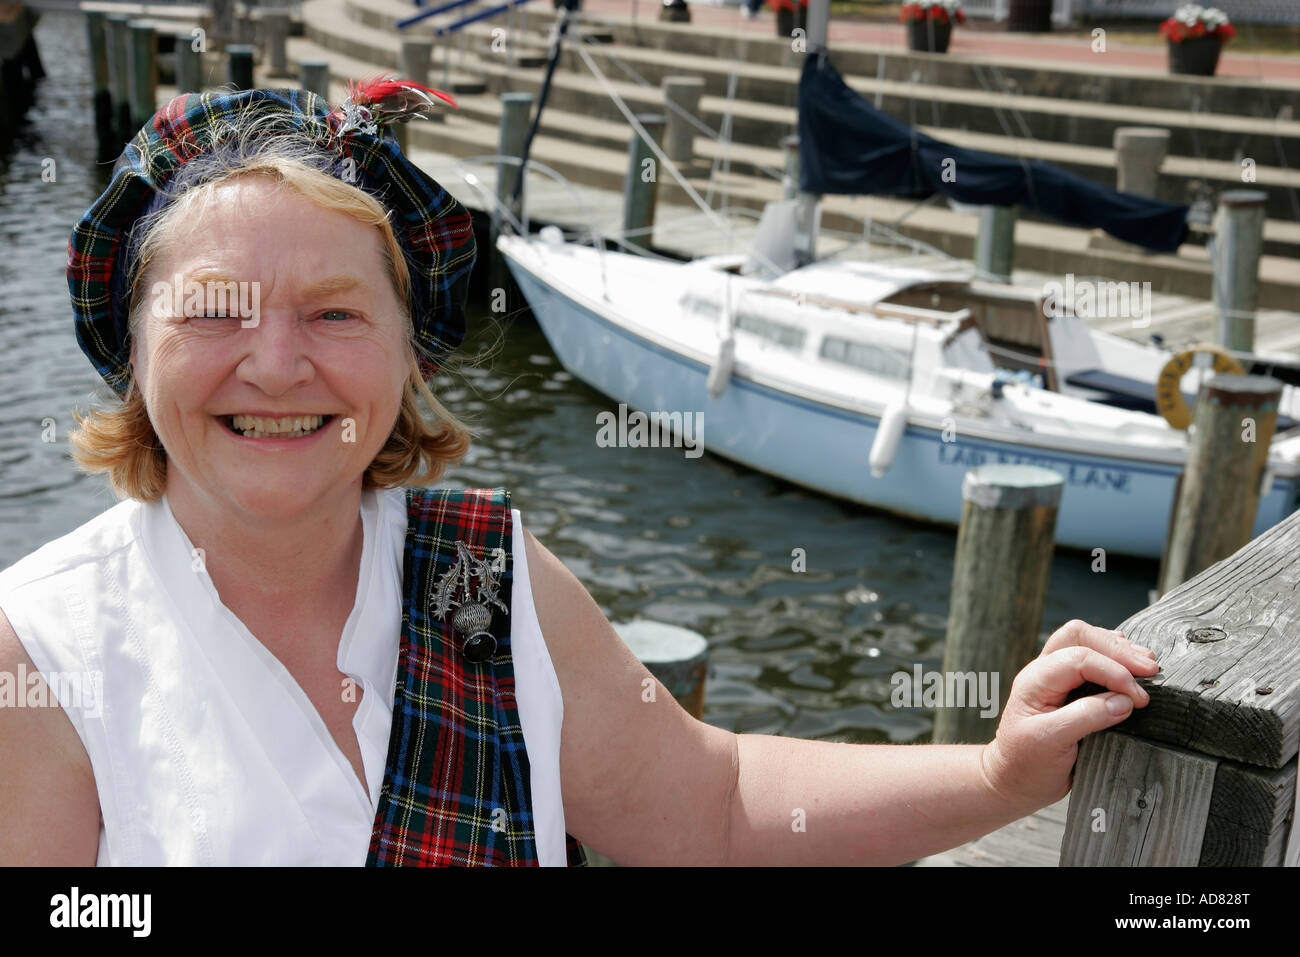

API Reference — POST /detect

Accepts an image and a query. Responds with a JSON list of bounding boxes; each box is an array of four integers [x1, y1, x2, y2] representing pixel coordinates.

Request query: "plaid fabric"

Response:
[[67, 88, 476, 398], [368, 486, 587, 867]]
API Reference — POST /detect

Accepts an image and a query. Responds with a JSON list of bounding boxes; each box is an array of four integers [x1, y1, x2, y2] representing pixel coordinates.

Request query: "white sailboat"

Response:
[[494, 2, 1300, 559]]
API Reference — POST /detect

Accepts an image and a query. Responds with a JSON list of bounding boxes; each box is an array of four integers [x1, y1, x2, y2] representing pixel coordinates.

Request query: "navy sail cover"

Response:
[[797, 56, 1189, 253]]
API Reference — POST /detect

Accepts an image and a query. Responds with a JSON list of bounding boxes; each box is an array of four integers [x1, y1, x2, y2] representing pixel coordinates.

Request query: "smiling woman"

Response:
[[0, 81, 1160, 869]]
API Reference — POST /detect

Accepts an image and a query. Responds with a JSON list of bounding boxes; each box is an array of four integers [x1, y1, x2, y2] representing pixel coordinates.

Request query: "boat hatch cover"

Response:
[[768, 259, 961, 309]]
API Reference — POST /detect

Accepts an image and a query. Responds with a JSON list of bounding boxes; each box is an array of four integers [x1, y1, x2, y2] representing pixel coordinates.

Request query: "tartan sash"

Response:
[[367, 486, 587, 866]]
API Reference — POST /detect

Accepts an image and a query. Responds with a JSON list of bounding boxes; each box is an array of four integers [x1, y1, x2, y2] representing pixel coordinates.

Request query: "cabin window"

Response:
[[734, 313, 806, 351], [681, 295, 721, 319], [819, 336, 913, 379]]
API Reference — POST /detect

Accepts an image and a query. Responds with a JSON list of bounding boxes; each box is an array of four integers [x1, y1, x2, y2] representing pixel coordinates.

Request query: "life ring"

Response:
[[1156, 343, 1245, 430]]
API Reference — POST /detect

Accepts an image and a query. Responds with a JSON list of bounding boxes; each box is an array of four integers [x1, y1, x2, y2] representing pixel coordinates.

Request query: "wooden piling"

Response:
[[974, 205, 1017, 282], [299, 60, 331, 100], [210, 0, 235, 48], [1213, 190, 1267, 353], [614, 619, 709, 721], [932, 464, 1063, 745], [175, 31, 202, 94], [1113, 126, 1169, 198], [622, 113, 665, 253], [128, 21, 157, 131], [393, 36, 437, 153], [226, 43, 254, 91], [497, 91, 534, 224], [1157, 373, 1282, 596], [662, 75, 704, 168], [106, 14, 133, 141], [261, 10, 290, 78], [781, 133, 799, 202], [1061, 507, 1300, 866], [86, 12, 114, 144]]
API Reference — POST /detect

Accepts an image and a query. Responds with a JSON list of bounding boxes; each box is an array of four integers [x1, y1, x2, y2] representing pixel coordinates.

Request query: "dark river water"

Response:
[[0, 12, 1158, 744]]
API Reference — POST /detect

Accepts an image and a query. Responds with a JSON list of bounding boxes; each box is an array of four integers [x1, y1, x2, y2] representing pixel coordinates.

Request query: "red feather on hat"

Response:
[[338, 73, 458, 130]]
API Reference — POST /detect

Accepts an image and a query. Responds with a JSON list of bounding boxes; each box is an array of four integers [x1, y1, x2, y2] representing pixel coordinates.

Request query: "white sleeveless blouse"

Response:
[[0, 487, 570, 866]]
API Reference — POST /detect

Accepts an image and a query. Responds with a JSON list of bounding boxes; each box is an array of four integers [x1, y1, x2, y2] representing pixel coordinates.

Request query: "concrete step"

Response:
[[316, 0, 1300, 222], [515, 2, 1300, 120]]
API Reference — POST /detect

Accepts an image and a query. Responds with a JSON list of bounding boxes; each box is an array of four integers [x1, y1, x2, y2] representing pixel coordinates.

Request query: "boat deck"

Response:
[[411, 147, 1300, 360]]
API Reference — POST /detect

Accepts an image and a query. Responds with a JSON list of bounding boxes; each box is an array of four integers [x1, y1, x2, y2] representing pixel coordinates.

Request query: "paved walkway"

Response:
[[602, 1, 1300, 81]]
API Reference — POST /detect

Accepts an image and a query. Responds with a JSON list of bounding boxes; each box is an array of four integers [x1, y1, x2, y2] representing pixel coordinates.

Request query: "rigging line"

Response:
[[570, 40, 785, 277], [573, 38, 790, 186]]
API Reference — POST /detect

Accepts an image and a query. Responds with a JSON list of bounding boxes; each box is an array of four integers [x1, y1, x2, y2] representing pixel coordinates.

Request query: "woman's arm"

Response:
[[526, 523, 1155, 866], [0, 607, 102, 865]]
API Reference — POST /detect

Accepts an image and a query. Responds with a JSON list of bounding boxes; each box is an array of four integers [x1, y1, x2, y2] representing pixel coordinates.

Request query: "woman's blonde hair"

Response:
[[69, 114, 474, 502]]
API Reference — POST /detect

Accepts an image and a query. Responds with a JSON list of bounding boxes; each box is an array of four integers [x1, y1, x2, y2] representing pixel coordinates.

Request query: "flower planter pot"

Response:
[[906, 18, 952, 53], [775, 7, 807, 39], [1168, 36, 1222, 76], [1006, 0, 1052, 32]]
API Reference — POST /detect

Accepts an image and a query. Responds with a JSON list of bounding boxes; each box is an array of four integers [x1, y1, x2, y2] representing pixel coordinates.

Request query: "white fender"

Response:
[[869, 399, 908, 478], [707, 335, 735, 399]]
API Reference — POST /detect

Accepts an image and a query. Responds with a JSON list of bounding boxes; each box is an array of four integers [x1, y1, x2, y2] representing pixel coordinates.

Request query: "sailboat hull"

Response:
[[503, 246, 1300, 560]]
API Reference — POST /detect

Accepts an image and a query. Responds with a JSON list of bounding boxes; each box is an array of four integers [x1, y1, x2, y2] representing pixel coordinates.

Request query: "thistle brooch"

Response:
[[431, 541, 508, 663]]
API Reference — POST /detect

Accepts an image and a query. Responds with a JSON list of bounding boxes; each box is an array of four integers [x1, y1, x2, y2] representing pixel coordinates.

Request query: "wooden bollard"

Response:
[[210, 0, 235, 48], [86, 12, 114, 145], [662, 75, 704, 167], [106, 15, 133, 141], [394, 37, 436, 153], [299, 60, 331, 100], [226, 43, 254, 91], [974, 205, 1017, 282], [128, 21, 157, 131], [175, 31, 202, 94], [1158, 373, 1283, 596], [932, 464, 1063, 744], [261, 10, 290, 78], [1114, 126, 1170, 198], [1213, 190, 1267, 353], [782, 133, 799, 201], [497, 91, 533, 223], [623, 113, 665, 253], [614, 619, 709, 720]]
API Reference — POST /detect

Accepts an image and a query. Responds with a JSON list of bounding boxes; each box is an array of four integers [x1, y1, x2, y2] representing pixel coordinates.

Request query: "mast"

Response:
[[794, 0, 829, 267]]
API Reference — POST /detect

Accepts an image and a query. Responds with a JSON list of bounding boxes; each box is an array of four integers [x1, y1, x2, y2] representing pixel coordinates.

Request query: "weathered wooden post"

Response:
[[974, 205, 1017, 282], [623, 113, 665, 253], [261, 10, 290, 78], [782, 133, 799, 202], [210, 0, 235, 49], [86, 12, 114, 145], [127, 21, 157, 131], [497, 91, 533, 224], [299, 60, 331, 100], [614, 619, 709, 721], [393, 36, 437, 154], [932, 464, 1063, 745], [1061, 509, 1300, 866], [175, 30, 202, 94], [226, 43, 254, 91], [662, 75, 704, 168], [1213, 190, 1267, 354], [1114, 126, 1170, 198], [106, 14, 133, 141], [1158, 374, 1282, 596]]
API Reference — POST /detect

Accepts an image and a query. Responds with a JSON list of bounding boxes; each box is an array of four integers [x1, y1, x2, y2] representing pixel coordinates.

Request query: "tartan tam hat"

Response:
[[67, 83, 476, 398]]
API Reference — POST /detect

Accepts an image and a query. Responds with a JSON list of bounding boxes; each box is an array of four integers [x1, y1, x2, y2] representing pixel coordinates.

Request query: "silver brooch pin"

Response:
[[431, 541, 508, 663]]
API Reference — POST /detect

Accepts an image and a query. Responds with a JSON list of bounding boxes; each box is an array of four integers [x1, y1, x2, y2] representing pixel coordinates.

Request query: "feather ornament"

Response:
[[333, 73, 457, 138]]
